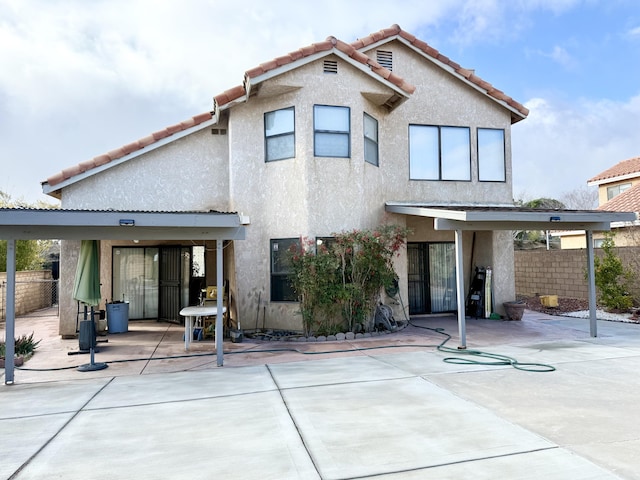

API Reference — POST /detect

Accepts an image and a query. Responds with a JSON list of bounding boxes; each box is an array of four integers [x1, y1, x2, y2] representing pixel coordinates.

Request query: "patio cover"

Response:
[[0, 208, 249, 384], [385, 202, 638, 349]]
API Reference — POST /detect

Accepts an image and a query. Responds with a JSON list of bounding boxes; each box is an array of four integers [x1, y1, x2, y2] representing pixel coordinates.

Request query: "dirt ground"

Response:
[[516, 295, 590, 315]]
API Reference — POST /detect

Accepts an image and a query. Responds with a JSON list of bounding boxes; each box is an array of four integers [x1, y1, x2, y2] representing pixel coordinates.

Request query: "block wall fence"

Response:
[[0, 270, 55, 319], [514, 247, 640, 301]]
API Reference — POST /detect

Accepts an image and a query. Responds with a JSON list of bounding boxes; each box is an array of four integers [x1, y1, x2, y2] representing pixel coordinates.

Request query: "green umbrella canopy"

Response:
[[73, 240, 101, 306]]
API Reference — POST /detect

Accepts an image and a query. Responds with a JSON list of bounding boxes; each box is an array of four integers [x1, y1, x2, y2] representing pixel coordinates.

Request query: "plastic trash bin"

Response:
[[107, 302, 129, 333]]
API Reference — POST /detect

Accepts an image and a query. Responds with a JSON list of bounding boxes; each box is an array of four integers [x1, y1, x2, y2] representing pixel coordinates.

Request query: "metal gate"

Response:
[[159, 247, 183, 323]]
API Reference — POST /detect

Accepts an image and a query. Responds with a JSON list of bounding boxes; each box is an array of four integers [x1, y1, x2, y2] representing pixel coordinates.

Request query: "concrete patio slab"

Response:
[[2, 310, 639, 478]]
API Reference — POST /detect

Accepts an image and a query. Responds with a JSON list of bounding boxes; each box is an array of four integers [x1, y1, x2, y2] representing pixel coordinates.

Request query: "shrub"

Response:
[[0, 332, 41, 358], [289, 225, 410, 334], [593, 233, 635, 311]]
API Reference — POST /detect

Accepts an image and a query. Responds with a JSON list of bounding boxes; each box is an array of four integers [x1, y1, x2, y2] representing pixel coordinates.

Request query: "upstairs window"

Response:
[[607, 183, 631, 200], [270, 238, 299, 302], [314, 105, 350, 158], [264, 107, 295, 162], [363, 113, 379, 166], [409, 125, 470, 180], [477, 128, 506, 182]]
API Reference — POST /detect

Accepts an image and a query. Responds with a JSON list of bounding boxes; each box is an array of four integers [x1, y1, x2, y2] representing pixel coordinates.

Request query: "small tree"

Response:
[[593, 232, 634, 311]]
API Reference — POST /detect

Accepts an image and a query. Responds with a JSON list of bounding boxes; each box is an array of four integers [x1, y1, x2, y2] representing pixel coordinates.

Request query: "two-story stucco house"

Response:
[[42, 25, 530, 338], [556, 156, 640, 249]]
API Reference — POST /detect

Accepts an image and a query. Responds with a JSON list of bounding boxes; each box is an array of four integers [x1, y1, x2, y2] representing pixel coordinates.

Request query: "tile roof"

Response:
[[598, 182, 640, 212], [44, 24, 527, 192], [588, 156, 640, 184]]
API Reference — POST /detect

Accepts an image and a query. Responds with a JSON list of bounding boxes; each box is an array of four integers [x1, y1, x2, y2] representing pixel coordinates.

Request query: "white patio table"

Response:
[[179, 305, 227, 351]]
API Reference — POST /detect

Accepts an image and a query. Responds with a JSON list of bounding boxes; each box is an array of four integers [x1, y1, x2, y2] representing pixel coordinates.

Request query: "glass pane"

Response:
[[364, 137, 378, 166], [315, 132, 349, 157], [271, 238, 298, 274], [266, 134, 295, 161], [144, 249, 159, 318], [364, 114, 377, 141], [192, 245, 205, 278], [265, 108, 294, 136], [429, 243, 457, 312], [441, 127, 470, 180], [112, 247, 159, 319], [409, 125, 439, 179], [314, 105, 349, 132], [478, 128, 505, 182]]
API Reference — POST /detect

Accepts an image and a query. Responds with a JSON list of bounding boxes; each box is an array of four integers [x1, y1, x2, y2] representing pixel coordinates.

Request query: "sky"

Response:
[[0, 0, 639, 207]]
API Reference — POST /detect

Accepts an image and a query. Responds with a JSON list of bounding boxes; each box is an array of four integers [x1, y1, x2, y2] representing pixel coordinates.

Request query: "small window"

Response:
[[264, 107, 295, 162], [477, 128, 505, 182], [409, 125, 470, 180], [363, 113, 379, 166], [314, 105, 350, 158], [607, 183, 631, 200], [270, 238, 300, 302]]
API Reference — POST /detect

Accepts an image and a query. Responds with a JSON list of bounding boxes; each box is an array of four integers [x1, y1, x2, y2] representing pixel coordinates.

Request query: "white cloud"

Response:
[[512, 94, 640, 201]]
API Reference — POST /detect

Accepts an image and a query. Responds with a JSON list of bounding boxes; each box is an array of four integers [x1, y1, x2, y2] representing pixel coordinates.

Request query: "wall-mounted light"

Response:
[[119, 219, 135, 226]]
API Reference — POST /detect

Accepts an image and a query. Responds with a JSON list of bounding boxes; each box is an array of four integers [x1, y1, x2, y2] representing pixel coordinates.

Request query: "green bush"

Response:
[[289, 225, 410, 335], [593, 233, 635, 311]]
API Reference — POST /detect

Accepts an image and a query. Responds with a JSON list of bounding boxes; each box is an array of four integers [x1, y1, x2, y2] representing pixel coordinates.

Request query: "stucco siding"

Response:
[[62, 128, 230, 211]]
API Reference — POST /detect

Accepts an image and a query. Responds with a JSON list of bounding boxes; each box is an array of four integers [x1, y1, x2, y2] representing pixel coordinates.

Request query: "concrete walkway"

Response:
[[2, 310, 640, 479]]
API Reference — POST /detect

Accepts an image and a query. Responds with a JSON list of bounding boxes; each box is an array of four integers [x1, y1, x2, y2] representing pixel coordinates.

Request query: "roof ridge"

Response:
[[351, 24, 528, 118]]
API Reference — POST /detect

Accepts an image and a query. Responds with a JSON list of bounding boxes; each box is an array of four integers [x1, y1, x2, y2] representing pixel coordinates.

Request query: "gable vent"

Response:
[[323, 60, 338, 74], [377, 50, 393, 71]]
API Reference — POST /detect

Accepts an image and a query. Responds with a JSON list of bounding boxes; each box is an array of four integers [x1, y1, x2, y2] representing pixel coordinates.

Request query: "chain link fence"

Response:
[[0, 279, 59, 320]]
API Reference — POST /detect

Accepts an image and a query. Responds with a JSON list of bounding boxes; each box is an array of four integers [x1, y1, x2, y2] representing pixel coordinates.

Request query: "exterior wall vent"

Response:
[[211, 128, 227, 135], [323, 60, 338, 74], [377, 50, 393, 71]]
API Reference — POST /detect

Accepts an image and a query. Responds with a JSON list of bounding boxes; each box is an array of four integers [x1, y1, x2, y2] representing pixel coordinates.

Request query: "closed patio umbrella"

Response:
[[73, 240, 101, 306], [73, 240, 107, 371]]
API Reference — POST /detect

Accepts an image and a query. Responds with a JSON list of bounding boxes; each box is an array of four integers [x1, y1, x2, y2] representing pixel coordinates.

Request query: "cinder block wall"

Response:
[[0, 270, 54, 318], [515, 247, 640, 300]]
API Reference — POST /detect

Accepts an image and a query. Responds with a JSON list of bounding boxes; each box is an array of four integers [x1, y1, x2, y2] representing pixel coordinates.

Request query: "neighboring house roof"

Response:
[[42, 24, 528, 196], [587, 156, 640, 186], [597, 183, 640, 212]]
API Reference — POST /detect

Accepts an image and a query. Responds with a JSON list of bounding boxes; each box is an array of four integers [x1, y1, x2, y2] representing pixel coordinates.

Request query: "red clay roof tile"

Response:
[[598, 183, 640, 212], [589, 156, 640, 183]]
